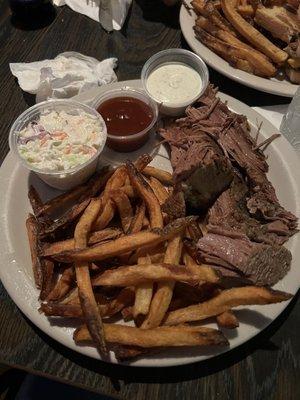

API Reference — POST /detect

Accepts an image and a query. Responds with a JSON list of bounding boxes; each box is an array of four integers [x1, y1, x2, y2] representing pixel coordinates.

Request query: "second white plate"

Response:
[[179, 1, 298, 97]]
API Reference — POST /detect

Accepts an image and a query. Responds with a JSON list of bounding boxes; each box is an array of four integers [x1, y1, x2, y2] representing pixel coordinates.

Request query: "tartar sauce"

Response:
[[146, 63, 202, 104], [17, 110, 105, 172]]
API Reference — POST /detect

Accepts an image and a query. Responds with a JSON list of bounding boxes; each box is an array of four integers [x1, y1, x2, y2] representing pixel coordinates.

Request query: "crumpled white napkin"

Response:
[[53, 0, 132, 31], [9, 52, 118, 103]]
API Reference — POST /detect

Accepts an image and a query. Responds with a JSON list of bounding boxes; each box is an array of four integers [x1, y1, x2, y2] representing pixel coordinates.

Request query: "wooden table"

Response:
[[0, 2, 299, 399]]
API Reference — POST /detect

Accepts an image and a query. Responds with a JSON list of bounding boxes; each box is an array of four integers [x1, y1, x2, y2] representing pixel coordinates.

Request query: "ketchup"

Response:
[[97, 96, 154, 152]]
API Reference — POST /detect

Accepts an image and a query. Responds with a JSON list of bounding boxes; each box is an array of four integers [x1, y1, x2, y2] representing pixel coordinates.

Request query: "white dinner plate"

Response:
[[179, 1, 299, 97], [0, 80, 299, 367]]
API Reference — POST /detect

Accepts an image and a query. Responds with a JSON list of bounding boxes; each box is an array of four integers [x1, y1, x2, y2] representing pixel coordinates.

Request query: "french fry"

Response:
[[37, 167, 112, 217], [93, 166, 128, 230], [135, 154, 153, 170], [148, 177, 169, 205], [40, 198, 91, 238], [122, 185, 136, 198], [39, 259, 55, 301], [101, 287, 135, 318], [216, 310, 239, 329], [112, 345, 156, 361], [46, 265, 74, 301], [26, 214, 43, 289], [221, 0, 288, 64], [28, 186, 44, 217], [129, 202, 146, 234], [94, 158, 148, 230], [127, 161, 163, 229], [183, 252, 219, 283], [55, 217, 196, 263], [110, 190, 133, 233], [194, 26, 276, 77], [41, 228, 123, 257], [74, 197, 107, 356], [143, 216, 150, 229], [41, 287, 135, 318], [93, 262, 202, 287], [121, 306, 133, 321], [142, 236, 182, 329], [40, 302, 84, 317], [133, 255, 153, 318], [74, 324, 229, 348], [164, 287, 292, 325], [93, 199, 115, 230], [142, 166, 173, 185], [237, 4, 254, 17]]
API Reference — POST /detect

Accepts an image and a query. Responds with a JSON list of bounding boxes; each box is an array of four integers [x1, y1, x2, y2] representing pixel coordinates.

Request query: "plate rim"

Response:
[[179, 2, 299, 98], [0, 79, 300, 368]]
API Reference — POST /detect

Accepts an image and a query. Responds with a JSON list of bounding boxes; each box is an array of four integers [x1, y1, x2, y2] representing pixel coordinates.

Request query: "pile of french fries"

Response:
[[191, 0, 291, 78], [26, 154, 292, 361]]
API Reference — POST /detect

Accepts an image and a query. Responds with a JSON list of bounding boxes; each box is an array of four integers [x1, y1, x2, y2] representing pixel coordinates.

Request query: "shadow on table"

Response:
[[27, 289, 299, 385]]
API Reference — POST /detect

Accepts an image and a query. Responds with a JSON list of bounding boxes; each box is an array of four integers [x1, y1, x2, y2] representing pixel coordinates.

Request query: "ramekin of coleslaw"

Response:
[[9, 100, 107, 190]]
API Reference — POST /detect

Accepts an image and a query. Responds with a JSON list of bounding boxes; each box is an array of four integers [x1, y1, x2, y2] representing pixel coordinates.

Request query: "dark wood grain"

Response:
[[0, 2, 299, 399]]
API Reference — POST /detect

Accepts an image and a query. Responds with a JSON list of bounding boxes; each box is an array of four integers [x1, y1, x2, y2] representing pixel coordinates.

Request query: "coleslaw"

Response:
[[17, 110, 105, 172]]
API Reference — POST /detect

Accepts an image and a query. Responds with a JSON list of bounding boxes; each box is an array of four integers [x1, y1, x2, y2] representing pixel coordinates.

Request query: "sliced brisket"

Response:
[[197, 231, 292, 286], [207, 172, 293, 245]]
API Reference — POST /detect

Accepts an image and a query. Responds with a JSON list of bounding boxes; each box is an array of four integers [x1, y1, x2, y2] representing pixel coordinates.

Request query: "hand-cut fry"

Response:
[[122, 185, 136, 198], [121, 306, 133, 321], [74, 324, 229, 348], [143, 216, 150, 229], [221, 0, 288, 64], [135, 154, 153, 170], [26, 214, 43, 289], [39, 259, 55, 301], [129, 202, 146, 234], [216, 310, 239, 329], [183, 252, 219, 283], [41, 287, 135, 318], [127, 161, 163, 229], [41, 228, 123, 257], [93, 199, 115, 230], [142, 236, 182, 329], [204, 0, 238, 36], [93, 262, 202, 287], [192, 0, 221, 15], [110, 190, 133, 233], [186, 221, 203, 242], [148, 177, 169, 205], [46, 265, 74, 301], [102, 287, 135, 318], [142, 166, 173, 185], [37, 167, 112, 217], [40, 198, 91, 238], [194, 26, 276, 77], [237, 4, 254, 17], [74, 197, 107, 355], [41, 302, 84, 317], [55, 217, 196, 263], [28, 186, 43, 217], [112, 345, 156, 361], [133, 255, 153, 318], [164, 287, 292, 325]]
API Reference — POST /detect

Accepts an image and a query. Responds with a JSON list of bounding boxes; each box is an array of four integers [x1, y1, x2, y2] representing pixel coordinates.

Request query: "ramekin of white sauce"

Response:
[[141, 49, 209, 116], [9, 100, 107, 190]]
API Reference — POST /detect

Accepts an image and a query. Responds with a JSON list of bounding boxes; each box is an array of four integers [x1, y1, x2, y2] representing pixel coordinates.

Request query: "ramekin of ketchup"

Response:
[[95, 88, 158, 152]]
